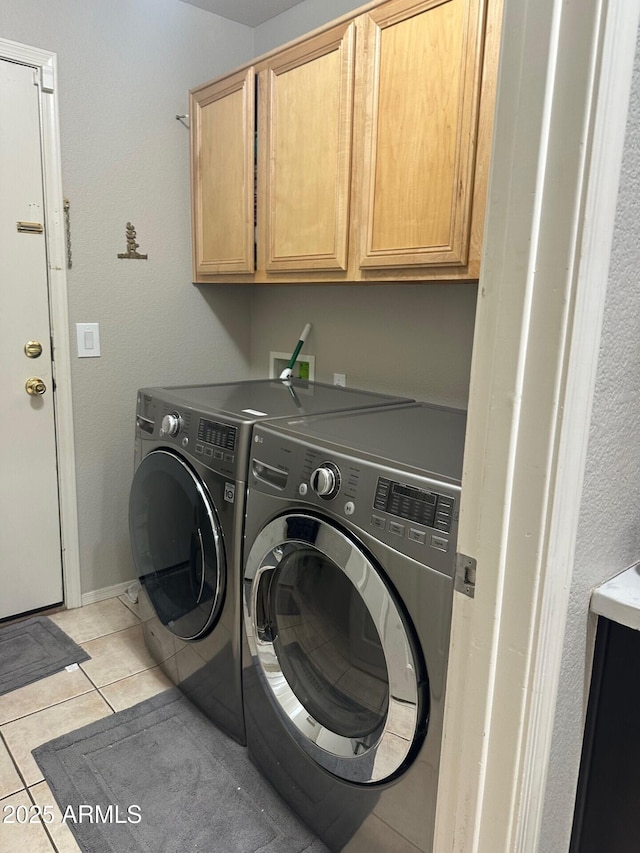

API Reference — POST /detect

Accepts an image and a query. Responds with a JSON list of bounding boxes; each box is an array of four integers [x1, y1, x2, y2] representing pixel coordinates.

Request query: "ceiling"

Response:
[[178, 0, 306, 27]]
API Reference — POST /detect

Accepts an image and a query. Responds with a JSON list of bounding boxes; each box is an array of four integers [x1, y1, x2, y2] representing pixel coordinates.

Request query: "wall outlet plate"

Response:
[[270, 351, 315, 381]]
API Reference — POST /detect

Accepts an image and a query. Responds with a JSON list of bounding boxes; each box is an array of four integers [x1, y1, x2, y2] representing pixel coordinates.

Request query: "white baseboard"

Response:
[[80, 580, 138, 607]]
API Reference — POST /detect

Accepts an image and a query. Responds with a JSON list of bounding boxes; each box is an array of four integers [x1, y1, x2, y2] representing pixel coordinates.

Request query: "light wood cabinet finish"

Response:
[[258, 22, 356, 272], [355, 0, 485, 271], [190, 0, 501, 284], [190, 68, 255, 276]]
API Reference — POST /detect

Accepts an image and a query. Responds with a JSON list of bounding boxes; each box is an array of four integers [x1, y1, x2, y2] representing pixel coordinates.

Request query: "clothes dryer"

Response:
[[128, 380, 411, 745], [242, 402, 466, 851]]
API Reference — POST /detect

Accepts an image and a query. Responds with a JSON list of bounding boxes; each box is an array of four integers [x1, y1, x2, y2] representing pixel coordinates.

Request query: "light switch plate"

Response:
[[76, 323, 101, 357]]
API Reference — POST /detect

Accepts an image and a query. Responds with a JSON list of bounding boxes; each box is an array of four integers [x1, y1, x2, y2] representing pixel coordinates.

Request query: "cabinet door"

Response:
[[356, 0, 486, 271], [259, 22, 355, 273], [190, 69, 255, 278]]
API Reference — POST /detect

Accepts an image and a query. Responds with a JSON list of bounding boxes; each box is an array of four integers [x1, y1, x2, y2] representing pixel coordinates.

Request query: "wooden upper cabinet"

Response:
[[258, 22, 356, 273], [189, 0, 499, 283], [354, 0, 487, 273], [190, 68, 255, 278]]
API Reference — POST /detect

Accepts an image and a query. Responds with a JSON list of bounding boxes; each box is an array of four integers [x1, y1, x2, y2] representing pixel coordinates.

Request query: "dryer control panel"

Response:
[[249, 425, 460, 578], [373, 478, 454, 534]]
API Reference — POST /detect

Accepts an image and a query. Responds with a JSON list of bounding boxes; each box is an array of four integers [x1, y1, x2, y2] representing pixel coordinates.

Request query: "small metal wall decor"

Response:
[[117, 222, 148, 260], [64, 198, 72, 269]]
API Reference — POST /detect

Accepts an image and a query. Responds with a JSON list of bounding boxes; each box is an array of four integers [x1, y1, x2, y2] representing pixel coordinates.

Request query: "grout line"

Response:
[[76, 668, 103, 695], [68, 620, 142, 651], [25, 784, 61, 853], [0, 690, 114, 752], [97, 688, 118, 715], [116, 594, 141, 620], [0, 728, 28, 797], [0, 682, 95, 727]]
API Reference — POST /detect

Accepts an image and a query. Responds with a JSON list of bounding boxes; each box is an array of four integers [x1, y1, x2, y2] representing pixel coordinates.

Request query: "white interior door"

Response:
[[0, 57, 63, 619]]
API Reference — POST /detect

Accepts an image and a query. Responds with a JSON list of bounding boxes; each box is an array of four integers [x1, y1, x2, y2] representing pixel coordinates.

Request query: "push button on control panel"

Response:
[[430, 535, 449, 552], [389, 521, 405, 537], [434, 496, 455, 533], [408, 528, 426, 545]]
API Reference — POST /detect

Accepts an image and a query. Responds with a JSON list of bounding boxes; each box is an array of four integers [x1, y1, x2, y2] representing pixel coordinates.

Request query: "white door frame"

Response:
[[435, 0, 640, 850], [1, 38, 81, 611]]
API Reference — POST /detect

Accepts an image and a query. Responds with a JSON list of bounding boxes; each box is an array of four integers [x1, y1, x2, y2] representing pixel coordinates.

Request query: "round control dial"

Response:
[[310, 461, 341, 500], [160, 412, 182, 437]]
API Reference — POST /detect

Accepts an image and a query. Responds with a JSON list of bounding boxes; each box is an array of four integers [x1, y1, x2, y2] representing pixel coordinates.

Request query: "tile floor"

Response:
[[0, 596, 173, 852]]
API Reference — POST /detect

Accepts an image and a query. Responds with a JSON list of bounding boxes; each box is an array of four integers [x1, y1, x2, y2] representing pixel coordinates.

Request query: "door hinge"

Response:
[[39, 64, 55, 94], [50, 335, 57, 389], [455, 552, 476, 599]]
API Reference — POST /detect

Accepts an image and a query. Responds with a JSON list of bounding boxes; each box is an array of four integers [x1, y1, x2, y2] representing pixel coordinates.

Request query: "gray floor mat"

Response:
[[0, 615, 89, 695], [33, 688, 329, 853]]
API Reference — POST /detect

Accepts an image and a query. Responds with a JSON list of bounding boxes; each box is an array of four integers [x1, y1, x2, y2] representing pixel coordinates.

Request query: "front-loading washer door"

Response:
[[129, 449, 225, 641], [244, 512, 427, 784]]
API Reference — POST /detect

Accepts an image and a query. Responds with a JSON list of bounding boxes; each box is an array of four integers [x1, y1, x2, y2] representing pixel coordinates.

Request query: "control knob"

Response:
[[160, 412, 182, 437], [310, 462, 341, 499]]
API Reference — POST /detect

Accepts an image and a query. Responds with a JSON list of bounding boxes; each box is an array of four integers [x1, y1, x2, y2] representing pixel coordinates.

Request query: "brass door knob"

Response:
[[25, 377, 46, 396], [24, 340, 43, 358]]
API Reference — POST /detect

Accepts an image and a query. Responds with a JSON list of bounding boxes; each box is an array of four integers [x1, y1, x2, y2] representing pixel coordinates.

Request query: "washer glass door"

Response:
[[129, 449, 225, 640], [244, 513, 426, 784]]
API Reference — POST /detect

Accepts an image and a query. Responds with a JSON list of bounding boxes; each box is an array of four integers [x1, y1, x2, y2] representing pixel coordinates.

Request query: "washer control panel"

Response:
[[135, 392, 240, 479], [197, 417, 237, 453]]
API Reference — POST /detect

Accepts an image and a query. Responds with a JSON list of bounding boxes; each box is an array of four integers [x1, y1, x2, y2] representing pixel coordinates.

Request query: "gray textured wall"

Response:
[[254, 0, 366, 54], [248, 284, 477, 405], [0, 0, 255, 596], [539, 26, 640, 852]]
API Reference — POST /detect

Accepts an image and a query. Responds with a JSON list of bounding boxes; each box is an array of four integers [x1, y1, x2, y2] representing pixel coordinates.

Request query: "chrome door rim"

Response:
[[244, 512, 422, 783], [132, 449, 225, 640]]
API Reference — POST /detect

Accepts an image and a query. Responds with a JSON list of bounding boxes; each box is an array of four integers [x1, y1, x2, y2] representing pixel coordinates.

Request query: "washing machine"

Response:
[[128, 379, 411, 745], [242, 401, 466, 851]]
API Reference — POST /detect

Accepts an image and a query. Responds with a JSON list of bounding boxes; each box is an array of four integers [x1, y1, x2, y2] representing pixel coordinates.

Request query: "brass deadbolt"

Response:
[[24, 340, 43, 358], [25, 377, 46, 396]]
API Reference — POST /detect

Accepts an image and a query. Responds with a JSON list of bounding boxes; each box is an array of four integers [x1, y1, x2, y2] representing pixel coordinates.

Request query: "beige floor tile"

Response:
[[48, 598, 138, 644], [0, 738, 22, 800], [343, 811, 422, 853], [0, 790, 56, 852], [79, 624, 157, 688], [29, 780, 82, 853], [0, 667, 94, 726], [100, 666, 173, 712], [371, 731, 411, 781], [1, 692, 112, 787], [118, 591, 141, 620]]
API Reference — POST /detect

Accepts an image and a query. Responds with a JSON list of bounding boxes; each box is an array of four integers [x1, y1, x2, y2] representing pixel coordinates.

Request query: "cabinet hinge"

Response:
[[454, 552, 477, 599]]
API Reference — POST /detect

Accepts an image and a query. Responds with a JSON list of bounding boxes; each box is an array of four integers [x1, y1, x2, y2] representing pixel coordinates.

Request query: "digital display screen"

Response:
[[197, 418, 237, 451], [374, 478, 454, 533]]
